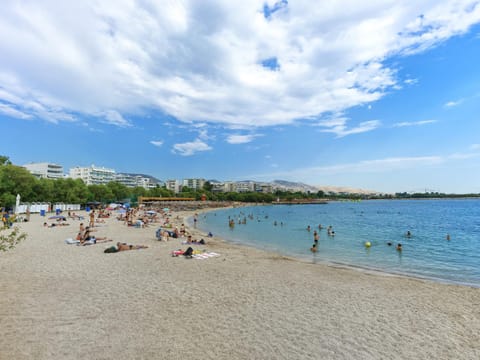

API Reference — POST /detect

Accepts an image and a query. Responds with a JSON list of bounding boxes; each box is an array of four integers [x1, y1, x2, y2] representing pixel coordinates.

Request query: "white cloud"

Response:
[[444, 99, 463, 107], [0, 1, 479, 131], [226, 134, 259, 144], [393, 119, 437, 127], [0, 103, 32, 119], [404, 78, 418, 85], [251, 155, 445, 181], [101, 110, 131, 127], [172, 139, 212, 156], [150, 140, 164, 147], [319, 118, 381, 138], [470, 144, 480, 150]]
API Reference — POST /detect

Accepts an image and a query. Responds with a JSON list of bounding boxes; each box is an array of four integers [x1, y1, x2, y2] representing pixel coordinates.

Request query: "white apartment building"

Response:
[[255, 183, 273, 193], [115, 173, 161, 189], [165, 179, 181, 194], [69, 165, 115, 185], [182, 178, 206, 190], [235, 181, 255, 193], [23, 162, 64, 179]]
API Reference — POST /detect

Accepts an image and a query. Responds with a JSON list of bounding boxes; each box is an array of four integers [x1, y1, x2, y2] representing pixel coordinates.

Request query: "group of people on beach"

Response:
[[63, 206, 211, 255]]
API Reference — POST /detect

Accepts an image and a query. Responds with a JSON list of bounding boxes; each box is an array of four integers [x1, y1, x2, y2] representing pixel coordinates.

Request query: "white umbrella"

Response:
[[15, 194, 20, 214]]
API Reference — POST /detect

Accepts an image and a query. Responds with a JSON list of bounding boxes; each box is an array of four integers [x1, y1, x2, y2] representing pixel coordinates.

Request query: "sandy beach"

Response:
[[1, 208, 479, 360]]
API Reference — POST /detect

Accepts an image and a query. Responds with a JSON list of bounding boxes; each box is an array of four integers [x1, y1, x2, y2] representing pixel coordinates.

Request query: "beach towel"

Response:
[[65, 238, 80, 245], [192, 252, 220, 260]]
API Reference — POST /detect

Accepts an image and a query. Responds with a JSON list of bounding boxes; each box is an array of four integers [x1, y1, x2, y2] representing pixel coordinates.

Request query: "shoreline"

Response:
[[1, 208, 479, 359]]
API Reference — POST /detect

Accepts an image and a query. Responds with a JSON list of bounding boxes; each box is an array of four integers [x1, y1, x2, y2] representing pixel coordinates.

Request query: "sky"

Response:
[[1, 0, 480, 194]]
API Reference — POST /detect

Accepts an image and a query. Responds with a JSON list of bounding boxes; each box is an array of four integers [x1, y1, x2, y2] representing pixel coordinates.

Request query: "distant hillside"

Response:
[[272, 180, 380, 195], [207, 179, 380, 195], [272, 180, 319, 192], [315, 185, 381, 195]]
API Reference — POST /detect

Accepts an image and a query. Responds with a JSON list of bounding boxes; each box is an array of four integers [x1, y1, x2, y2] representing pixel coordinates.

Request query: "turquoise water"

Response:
[[192, 199, 480, 287]]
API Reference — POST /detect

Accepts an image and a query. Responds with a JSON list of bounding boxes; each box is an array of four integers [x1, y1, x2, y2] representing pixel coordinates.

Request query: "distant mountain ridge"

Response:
[[271, 180, 380, 195], [207, 178, 380, 194]]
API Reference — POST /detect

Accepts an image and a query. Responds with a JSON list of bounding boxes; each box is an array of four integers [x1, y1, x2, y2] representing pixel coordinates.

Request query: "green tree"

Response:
[[87, 184, 114, 203], [106, 181, 131, 201], [0, 155, 12, 166], [203, 181, 213, 192], [0, 164, 36, 207]]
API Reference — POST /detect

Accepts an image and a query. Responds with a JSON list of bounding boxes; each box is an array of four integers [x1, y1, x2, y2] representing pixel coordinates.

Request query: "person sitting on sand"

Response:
[[80, 238, 113, 246], [80, 227, 108, 244]]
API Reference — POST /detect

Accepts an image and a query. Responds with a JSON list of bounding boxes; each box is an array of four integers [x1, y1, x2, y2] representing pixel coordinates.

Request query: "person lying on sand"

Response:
[[44, 222, 70, 227], [104, 242, 148, 253]]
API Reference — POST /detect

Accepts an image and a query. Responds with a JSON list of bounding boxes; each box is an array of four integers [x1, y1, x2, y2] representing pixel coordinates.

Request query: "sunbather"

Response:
[[104, 242, 148, 253]]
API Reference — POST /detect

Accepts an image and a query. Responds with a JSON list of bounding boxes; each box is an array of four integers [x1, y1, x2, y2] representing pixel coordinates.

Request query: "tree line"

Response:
[[0, 155, 323, 208], [4, 155, 476, 209]]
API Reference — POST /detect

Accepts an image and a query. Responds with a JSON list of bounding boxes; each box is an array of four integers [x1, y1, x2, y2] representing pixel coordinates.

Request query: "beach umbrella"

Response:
[[49, 215, 66, 220], [15, 194, 20, 214], [117, 209, 127, 214]]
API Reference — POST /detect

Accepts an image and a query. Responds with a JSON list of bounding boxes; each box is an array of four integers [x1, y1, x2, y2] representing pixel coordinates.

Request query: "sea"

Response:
[[191, 199, 480, 287]]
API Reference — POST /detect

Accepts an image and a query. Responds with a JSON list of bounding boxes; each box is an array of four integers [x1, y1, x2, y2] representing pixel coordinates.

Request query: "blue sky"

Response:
[[1, 1, 480, 194]]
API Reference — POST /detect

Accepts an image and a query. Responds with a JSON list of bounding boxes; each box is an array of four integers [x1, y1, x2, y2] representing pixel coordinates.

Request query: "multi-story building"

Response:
[[255, 183, 273, 193], [23, 162, 64, 179], [182, 178, 206, 190], [115, 173, 162, 189], [210, 182, 226, 193], [165, 179, 181, 194], [69, 165, 115, 185], [223, 181, 236, 192], [235, 181, 255, 193]]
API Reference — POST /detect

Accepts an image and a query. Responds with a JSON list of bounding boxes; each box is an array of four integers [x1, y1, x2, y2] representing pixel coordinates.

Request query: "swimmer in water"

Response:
[[396, 243, 403, 251]]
